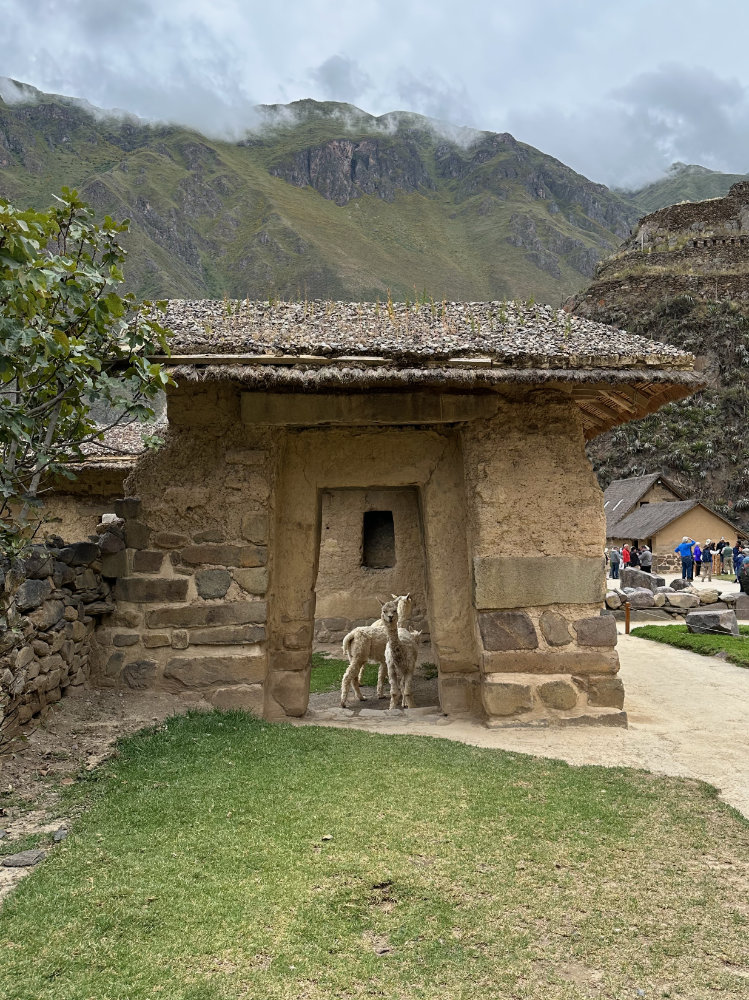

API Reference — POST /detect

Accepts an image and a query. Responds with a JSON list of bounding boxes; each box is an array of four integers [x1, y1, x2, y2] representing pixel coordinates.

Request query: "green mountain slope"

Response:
[[626, 162, 749, 214], [0, 81, 639, 303]]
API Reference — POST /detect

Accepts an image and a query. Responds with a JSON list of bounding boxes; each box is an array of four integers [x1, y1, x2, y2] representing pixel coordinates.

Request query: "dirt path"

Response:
[[302, 625, 749, 819]]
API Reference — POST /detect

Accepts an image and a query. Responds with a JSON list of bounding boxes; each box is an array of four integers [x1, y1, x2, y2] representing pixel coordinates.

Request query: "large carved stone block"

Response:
[[478, 611, 538, 651], [574, 616, 618, 647], [473, 556, 605, 610], [146, 601, 267, 629], [163, 653, 266, 690], [482, 678, 533, 717]]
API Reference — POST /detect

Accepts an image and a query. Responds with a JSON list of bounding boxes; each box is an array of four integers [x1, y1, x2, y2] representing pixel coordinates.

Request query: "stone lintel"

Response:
[[474, 556, 605, 610], [241, 391, 498, 426], [482, 649, 619, 675], [163, 653, 267, 690]]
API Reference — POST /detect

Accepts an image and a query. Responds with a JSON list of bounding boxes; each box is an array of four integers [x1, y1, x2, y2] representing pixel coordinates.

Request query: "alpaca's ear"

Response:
[[406, 593, 411, 600], [377, 598, 385, 607], [391, 594, 398, 599]]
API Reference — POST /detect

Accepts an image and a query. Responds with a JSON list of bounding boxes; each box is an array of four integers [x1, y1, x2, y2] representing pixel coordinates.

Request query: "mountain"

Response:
[[625, 162, 749, 215], [0, 79, 640, 303], [570, 181, 749, 527]]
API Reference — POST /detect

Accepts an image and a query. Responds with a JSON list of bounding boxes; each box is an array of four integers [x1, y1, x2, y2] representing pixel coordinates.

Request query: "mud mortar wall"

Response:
[[102, 383, 622, 726]]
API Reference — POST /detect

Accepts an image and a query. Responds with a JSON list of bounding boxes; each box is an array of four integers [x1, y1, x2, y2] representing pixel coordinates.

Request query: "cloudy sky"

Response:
[[2, 0, 748, 188]]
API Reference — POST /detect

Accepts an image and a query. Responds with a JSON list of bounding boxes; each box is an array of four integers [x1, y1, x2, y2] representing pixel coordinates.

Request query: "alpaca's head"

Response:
[[391, 593, 412, 620], [380, 598, 399, 625]]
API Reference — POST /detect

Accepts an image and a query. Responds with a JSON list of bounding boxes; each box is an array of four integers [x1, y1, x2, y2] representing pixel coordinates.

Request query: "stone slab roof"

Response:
[[160, 299, 693, 369], [603, 474, 684, 535]]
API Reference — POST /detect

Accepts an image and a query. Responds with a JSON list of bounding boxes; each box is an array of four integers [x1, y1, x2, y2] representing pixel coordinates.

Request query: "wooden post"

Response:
[[624, 601, 631, 635]]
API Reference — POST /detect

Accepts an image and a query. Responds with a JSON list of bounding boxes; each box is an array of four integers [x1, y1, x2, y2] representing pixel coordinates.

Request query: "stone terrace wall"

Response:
[[0, 527, 120, 749]]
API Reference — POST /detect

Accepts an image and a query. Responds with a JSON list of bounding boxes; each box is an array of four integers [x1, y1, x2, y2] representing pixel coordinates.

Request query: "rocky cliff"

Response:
[[570, 182, 749, 526]]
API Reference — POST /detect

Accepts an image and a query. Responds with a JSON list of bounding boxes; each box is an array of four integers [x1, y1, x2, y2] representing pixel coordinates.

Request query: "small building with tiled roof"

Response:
[[603, 473, 685, 538], [95, 299, 703, 728]]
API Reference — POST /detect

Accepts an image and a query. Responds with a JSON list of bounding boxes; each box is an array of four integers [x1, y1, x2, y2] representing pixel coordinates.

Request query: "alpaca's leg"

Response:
[[350, 655, 366, 702], [341, 655, 367, 707], [387, 662, 401, 710], [340, 663, 355, 707], [376, 661, 388, 699], [403, 669, 415, 709]]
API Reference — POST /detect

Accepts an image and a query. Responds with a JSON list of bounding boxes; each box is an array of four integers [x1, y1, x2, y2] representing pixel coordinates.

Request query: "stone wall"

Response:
[[0, 528, 119, 749]]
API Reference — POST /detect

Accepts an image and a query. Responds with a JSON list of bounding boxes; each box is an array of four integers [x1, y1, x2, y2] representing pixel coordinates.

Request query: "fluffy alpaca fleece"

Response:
[[340, 594, 416, 707], [380, 598, 417, 710]]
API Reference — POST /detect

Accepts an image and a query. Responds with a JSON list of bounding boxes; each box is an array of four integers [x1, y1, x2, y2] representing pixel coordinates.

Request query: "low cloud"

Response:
[[309, 55, 372, 102], [507, 65, 749, 188]]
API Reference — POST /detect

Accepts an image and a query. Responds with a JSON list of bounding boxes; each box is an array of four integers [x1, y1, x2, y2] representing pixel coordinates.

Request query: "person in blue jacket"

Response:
[[674, 536, 696, 580]]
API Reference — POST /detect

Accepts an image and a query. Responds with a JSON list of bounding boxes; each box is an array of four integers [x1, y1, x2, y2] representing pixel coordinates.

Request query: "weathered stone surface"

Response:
[[28, 600, 65, 628], [586, 675, 625, 709], [132, 550, 165, 574], [196, 568, 232, 600], [123, 659, 158, 689], [104, 651, 125, 678], [537, 679, 578, 710], [100, 550, 129, 578], [482, 679, 533, 717], [626, 589, 655, 610], [697, 588, 721, 605], [143, 632, 171, 648], [1, 849, 46, 867], [473, 556, 605, 609], [736, 594, 749, 620], [113, 633, 140, 647], [189, 625, 266, 645], [653, 593, 666, 607], [240, 513, 269, 544], [115, 577, 189, 603], [655, 586, 676, 595], [232, 567, 268, 595], [14, 579, 52, 612], [483, 649, 620, 675], [24, 549, 54, 579], [539, 610, 572, 645], [114, 498, 141, 519], [163, 654, 266, 690], [193, 529, 224, 543], [478, 611, 538, 651], [146, 601, 267, 629], [670, 579, 692, 592], [619, 568, 665, 593], [181, 544, 267, 567], [559, 710, 627, 728], [207, 683, 265, 713], [124, 521, 151, 550], [666, 593, 700, 609], [15, 645, 35, 670], [604, 592, 622, 610], [98, 531, 125, 555], [574, 616, 618, 647], [438, 674, 481, 715], [686, 610, 739, 636], [171, 630, 189, 650], [265, 670, 308, 718], [58, 541, 99, 566], [153, 531, 190, 549]]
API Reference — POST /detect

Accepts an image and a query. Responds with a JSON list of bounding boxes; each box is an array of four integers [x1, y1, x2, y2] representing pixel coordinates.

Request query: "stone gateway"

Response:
[[81, 299, 700, 727]]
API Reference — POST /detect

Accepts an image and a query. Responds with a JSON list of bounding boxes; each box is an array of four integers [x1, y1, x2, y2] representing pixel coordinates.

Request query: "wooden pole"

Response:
[[624, 601, 631, 635]]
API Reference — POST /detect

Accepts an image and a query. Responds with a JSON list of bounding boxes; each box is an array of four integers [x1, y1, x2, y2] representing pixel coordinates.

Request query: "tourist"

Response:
[[703, 540, 714, 582], [733, 540, 742, 572], [739, 551, 749, 595], [715, 535, 726, 573], [722, 540, 734, 576], [639, 544, 653, 573], [735, 547, 746, 583], [629, 544, 640, 568], [674, 536, 696, 580], [693, 541, 702, 577], [622, 544, 631, 567], [609, 546, 621, 580]]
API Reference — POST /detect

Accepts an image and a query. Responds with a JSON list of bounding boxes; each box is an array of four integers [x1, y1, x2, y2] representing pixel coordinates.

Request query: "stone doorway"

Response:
[[262, 426, 481, 720]]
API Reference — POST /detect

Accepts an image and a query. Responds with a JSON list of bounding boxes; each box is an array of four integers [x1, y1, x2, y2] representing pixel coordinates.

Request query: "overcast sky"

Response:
[[2, 0, 749, 188]]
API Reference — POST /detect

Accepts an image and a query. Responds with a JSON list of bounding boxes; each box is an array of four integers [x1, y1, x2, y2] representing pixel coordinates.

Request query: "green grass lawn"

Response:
[[631, 624, 749, 668], [309, 652, 379, 694], [1, 713, 748, 998]]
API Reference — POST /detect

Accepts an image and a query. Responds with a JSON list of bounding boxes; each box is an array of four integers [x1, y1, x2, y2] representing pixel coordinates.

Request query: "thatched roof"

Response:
[[150, 299, 703, 438], [603, 474, 684, 535]]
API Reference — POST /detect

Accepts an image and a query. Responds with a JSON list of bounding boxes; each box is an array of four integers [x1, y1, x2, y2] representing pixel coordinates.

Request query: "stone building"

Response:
[[604, 474, 746, 572], [90, 299, 700, 726]]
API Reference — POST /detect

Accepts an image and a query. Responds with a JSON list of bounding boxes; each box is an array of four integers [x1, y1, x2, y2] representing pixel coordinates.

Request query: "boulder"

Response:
[[619, 568, 665, 593], [685, 609, 739, 637], [605, 592, 622, 610], [627, 589, 655, 609], [653, 593, 666, 607], [666, 592, 700, 609], [670, 579, 692, 592], [655, 586, 676, 595], [478, 611, 538, 651], [14, 578, 52, 612], [697, 589, 721, 605]]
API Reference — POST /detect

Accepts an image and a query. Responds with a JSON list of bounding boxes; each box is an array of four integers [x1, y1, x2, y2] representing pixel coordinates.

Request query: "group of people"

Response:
[[673, 537, 747, 581], [607, 543, 652, 579], [607, 536, 749, 582]]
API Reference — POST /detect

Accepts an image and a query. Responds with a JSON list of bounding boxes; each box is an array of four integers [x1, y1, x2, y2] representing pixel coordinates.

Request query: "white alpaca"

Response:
[[381, 598, 417, 710], [340, 594, 417, 707]]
